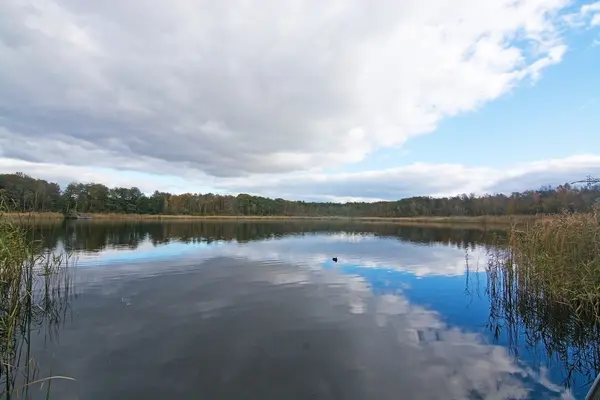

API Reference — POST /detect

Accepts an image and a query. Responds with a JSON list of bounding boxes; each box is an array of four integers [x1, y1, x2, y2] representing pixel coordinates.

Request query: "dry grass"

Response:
[[355, 215, 538, 225], [490, 207, 600, 320], [485, 208, 600, 389], [2, 212, 65, 220], [2, 212, 538, 225]]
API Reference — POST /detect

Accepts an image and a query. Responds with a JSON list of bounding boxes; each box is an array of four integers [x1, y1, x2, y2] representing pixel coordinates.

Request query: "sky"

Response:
[[0, 0, 599, 202]]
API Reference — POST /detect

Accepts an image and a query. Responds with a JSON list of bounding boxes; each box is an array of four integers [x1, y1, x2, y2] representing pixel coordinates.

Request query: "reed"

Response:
[[506, 207, 600, 316], [0, 211, 74, 399], [486, 207, 600, 389]]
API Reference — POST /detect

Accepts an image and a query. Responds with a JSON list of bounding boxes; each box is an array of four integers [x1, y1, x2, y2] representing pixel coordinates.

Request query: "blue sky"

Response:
[[410, 33, 600, 167], [1, 0, 599, 201], [339, 25, 600, 172]]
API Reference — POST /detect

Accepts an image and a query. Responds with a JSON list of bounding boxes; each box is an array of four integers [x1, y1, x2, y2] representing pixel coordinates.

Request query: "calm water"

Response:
[[22, 221, 600, 399]]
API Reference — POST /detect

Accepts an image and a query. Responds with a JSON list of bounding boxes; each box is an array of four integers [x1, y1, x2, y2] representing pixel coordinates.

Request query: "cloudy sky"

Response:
[[1, 0, 599, 202]]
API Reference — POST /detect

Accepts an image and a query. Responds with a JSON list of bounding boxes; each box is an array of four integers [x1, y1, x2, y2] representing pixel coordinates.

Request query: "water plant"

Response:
[[0, 211, 74, 399], [507, 207, 600, 315], [486, 207, 600, 390]]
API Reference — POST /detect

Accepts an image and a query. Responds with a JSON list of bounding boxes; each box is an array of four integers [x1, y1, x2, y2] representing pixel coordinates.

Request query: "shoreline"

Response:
[[2, 212, 542, 225]]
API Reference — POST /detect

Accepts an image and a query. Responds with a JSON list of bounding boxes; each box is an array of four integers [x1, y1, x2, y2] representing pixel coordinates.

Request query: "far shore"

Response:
[[2, 212, 545, 225]]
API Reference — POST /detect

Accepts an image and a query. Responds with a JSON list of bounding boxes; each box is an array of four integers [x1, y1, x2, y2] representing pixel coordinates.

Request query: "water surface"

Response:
[[23, 221, 599, 399]]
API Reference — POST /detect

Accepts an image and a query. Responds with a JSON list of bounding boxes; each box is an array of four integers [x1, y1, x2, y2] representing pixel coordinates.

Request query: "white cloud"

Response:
[[2, 154, 600, 200], [215, 154, 600, 200], [0, 157, 217, 194], [581, 1, 600, 15], [0, 0, 572, 179], [564, 1, 600, 29]]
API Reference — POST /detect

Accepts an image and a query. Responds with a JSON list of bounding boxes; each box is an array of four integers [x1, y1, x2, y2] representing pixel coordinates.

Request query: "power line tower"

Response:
[[571, 175, 600, 207], [570, 175, 600, 188]]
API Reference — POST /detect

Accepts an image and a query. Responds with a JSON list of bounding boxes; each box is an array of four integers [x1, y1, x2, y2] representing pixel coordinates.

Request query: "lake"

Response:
[[19, 221, 600, 399]]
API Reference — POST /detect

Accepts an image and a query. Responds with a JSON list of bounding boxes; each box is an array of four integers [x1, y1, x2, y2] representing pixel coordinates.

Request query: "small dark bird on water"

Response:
[[332, 257, 338, 262]]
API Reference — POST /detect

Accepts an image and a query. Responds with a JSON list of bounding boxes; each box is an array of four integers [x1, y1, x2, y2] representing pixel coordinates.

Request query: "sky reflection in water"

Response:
[[31, 224, 586, 399]]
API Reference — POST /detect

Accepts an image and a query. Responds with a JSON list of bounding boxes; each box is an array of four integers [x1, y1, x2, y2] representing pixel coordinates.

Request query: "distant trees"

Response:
[[1, 172, 600, 217], [0, 173, 62, 212]]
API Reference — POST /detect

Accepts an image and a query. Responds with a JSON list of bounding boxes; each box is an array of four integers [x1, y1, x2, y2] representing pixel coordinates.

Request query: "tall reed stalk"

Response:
[[0, 211, 74, 399], [508, 206, 600, 316], [486, 206, 600, 389]]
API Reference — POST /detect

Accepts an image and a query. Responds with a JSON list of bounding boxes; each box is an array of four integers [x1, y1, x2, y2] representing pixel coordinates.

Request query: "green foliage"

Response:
[[0, 173, 62, 213], [2, 172, 600, 217]]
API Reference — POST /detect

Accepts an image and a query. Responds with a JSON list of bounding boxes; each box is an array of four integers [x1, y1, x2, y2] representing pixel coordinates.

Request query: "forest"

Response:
[[1, 172, 599, 217]]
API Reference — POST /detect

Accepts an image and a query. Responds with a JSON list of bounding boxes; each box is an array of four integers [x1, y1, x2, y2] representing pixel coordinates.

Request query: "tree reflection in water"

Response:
[[28, 220, 505, 254]]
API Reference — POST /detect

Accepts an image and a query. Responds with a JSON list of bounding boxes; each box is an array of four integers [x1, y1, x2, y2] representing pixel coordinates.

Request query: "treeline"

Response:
[[1, 172, 600, 217]]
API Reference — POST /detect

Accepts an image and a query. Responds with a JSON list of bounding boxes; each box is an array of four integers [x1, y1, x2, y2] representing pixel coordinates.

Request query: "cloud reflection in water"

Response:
[[47, 234, 575, 399]]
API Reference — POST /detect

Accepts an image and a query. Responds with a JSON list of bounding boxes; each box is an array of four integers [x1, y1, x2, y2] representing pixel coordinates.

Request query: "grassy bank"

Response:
[[0, 215, 74, 398], [2, 212, 539, 225]]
